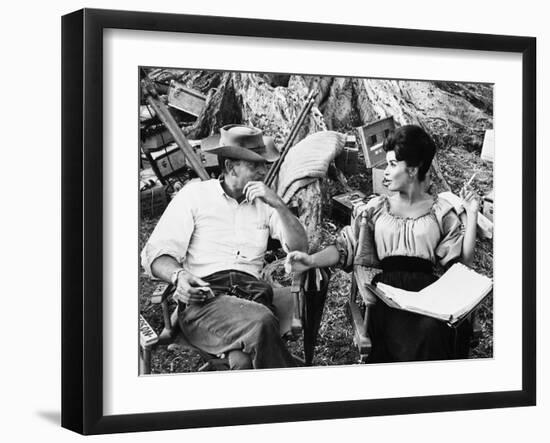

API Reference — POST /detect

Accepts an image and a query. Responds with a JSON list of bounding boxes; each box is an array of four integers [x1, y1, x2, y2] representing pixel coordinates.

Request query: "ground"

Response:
[[139, 140, 493, 373]]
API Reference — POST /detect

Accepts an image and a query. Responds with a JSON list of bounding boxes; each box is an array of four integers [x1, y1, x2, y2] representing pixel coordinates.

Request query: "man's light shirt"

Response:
[[141, 179, 288, 279]]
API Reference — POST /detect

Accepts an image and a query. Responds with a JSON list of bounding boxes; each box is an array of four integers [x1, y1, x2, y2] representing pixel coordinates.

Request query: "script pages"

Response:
[[372, 263, 493, 325]]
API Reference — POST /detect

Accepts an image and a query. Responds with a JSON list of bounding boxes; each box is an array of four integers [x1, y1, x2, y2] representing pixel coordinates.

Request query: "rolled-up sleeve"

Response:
[[268, 207, 297, 253], [335, 202, 381, 273], [140, 188, 195, 277], [435, 210, 464, 266], [268, 208, 284, 245], [334, 224, 357, 273]]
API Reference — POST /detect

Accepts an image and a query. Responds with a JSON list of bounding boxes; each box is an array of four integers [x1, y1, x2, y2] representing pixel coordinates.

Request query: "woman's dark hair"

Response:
[[383, 125, 436, 182]]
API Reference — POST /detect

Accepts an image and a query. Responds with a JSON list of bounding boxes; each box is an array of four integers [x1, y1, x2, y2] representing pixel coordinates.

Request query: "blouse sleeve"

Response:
[[434, 199, 465, 266], [334, 196, 383, 272]]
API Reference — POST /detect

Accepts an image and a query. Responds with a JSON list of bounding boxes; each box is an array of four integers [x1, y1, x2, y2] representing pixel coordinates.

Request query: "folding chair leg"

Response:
[[347, 299, 372, 362], [140, 345, 152, 375]]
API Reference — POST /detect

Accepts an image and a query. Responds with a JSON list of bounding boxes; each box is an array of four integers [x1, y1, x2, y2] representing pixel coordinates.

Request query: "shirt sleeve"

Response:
[[334, 197, 382, 273], [334, 224, 357, 273], [435, 208, 465, 267], [140, 186, 195, 277], [267, 206, 289, 252]]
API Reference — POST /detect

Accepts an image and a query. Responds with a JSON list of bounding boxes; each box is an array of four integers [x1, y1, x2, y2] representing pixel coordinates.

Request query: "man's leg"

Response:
[[228, 350, 252, 370], [179, 295, 296, 369], [204, 270, 275, 310]]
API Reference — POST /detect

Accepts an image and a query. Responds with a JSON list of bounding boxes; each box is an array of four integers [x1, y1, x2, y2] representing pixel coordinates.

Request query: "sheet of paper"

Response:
[[376, 263, 492, 321]]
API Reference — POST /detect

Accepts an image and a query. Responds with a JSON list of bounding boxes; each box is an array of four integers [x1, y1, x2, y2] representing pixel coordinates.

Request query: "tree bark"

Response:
[[186, 73, 243, 139], [144, 68, 494, 258], [289, 180, 324, 253]]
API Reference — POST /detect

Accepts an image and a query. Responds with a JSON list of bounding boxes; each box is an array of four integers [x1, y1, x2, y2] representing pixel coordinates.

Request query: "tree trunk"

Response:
[[186, 73, 243, 139], [290, 180, 324, 253], [143, 68, 494, 256]]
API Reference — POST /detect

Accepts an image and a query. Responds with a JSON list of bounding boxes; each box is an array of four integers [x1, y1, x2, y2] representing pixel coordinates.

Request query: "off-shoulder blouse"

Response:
[[335, 195, 464, 272]]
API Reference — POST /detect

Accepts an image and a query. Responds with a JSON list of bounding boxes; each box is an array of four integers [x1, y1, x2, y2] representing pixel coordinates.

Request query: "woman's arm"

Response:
[[285, 245, 340, 273]]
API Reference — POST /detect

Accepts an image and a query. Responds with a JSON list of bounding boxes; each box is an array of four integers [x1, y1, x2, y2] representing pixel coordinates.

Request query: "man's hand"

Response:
[[243, 181, 283, 208], [284, 251, 314, 274], [460, 185, 480, 217], [173, 270, 214, 304]]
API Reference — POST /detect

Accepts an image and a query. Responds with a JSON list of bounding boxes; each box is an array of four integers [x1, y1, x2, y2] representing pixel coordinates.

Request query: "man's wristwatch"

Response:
[[170, 268, 185, 286]]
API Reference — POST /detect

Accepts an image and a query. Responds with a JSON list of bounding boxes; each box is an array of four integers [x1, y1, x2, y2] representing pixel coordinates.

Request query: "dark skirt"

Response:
[[368, 256, 472, 363]]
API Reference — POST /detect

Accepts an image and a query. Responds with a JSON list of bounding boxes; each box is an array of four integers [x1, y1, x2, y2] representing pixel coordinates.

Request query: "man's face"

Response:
[[231, 160, 267, 188]]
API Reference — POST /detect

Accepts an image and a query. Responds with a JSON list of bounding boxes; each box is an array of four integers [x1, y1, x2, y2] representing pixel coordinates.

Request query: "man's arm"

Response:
[[151, 255, 213, 304], [150, 254, 183, 283], [243, 181, 308, 252], [271, 200, 308, 252], [141, 184, 211, 303], [140, 185, 194, 277]]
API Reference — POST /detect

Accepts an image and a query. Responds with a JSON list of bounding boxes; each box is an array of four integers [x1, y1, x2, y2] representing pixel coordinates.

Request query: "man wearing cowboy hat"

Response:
[[141, 124, 308, 369]]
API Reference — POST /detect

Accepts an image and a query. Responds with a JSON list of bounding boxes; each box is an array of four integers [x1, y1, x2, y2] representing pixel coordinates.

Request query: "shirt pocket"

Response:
[[239, 224, 269, 261]]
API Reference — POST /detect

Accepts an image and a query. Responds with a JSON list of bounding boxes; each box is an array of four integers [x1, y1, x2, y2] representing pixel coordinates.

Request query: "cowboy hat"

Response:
[[201, 124, 280, 162]]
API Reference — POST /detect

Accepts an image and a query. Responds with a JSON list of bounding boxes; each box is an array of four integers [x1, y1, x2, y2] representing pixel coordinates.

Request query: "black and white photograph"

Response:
[[2, 0, 548, 439], [138, 67, 495, 374], [57, 5, 537, 435]]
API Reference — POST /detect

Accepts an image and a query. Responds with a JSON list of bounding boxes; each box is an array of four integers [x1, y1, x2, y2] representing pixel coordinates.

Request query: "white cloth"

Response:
[[276, 131, 346, 203], [141, 179, 287, 279]]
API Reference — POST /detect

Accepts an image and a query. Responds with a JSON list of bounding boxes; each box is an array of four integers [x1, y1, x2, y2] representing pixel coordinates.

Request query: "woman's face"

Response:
[[383, 151, 412, 191]]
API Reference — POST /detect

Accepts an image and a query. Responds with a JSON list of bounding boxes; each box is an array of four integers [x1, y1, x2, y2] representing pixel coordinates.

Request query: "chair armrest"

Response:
[[290, 272, 305, 337], [139, 314, 159, 348], [353, 265, 379, 305], [348, 266, 379, 361], [149, 282, 174, 304], [146, 281, 178, 343]]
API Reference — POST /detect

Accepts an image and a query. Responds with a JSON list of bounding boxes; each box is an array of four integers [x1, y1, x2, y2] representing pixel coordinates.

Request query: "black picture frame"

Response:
[[61, 8, 536, 435]]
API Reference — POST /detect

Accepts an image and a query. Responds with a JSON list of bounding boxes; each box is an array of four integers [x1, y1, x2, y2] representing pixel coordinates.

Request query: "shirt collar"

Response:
[[215, 177, 228, 197]]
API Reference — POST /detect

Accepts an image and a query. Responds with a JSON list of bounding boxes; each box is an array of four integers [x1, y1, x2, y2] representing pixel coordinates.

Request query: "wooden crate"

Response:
[[335, 145, 359, 175], [168, 81, 207, 117], [139, 104, 156, 123], [356, 116, 396, 168], [147, 143, 188, 178], [141, 128, 174, 151], [192, 142, 219, 170], [143, 141, 219, 182], [332, 190, 368, 223]]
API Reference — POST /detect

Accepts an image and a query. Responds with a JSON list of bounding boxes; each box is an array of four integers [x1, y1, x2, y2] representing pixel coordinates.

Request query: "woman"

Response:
[[286, 125, 479, 363]]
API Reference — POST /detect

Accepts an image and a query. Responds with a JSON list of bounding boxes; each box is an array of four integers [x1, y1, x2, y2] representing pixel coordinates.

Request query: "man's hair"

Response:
[[218, 156, 229, 173], [382, 125, 436, 182], [218, 156, 239, 175]]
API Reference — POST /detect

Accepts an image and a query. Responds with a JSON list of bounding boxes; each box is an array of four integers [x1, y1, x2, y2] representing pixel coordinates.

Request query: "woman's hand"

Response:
[[284, 251, 314, 273], [460, 185, 480, 216]]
